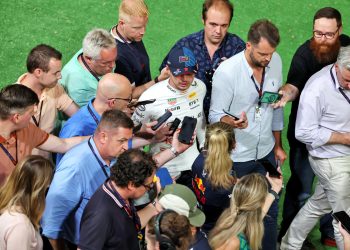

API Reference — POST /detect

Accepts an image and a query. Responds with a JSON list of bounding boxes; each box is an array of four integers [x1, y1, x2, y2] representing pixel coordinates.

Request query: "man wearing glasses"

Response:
[[56, 73, 132, 164], [79, 149, 157, 250], [275, 7, 350, 246], [281, 46, 350, 250], [61, 28, 117, 107]]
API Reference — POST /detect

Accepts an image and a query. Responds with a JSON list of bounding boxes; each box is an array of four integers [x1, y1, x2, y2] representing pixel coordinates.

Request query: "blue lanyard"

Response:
[[87, 104, 99, 125], [330, 65, 350, 105], [88, 139, 109, 178], [0, 136, 17, 166]]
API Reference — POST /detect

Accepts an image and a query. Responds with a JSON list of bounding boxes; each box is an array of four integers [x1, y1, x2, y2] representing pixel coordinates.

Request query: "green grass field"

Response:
[[1, 0, 350, 249]]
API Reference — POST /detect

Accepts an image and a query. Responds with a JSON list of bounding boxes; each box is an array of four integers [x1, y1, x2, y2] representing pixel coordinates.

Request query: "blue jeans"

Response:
[[234, 150, 278, 250], [278, 142, 334, 241]]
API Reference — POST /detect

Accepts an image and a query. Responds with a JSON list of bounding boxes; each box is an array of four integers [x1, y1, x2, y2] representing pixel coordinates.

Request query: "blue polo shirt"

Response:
[[56, 99, 100, 165], [160, 30, 245, 119], [42, 138, 111, 245]]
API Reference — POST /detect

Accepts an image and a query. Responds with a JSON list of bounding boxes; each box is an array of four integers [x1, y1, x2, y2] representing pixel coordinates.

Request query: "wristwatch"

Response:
[[269, 189, 279, 200]]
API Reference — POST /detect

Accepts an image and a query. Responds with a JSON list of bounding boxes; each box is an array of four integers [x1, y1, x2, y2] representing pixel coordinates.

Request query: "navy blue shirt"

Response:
[[191, 152, 234, 232], [79, 182, 140, 250], [160, 30, 245, 120], [191, 230, 212, 250], [114, 38, 152, 87]]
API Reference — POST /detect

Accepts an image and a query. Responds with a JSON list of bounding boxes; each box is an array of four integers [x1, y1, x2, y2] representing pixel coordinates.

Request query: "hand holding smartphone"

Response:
[[151, 110, 172, 131], [223, 109, 239, 121], [333, 211, 350, 234], [178, 116, 197, 145]]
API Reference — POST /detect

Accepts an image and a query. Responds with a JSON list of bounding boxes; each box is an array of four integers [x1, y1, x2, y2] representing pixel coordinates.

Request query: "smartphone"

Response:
[[178, 116, 197, 145], [260, 91, 282, 104], [169, 118, 181, 136], [128, 99, 156, 108], [258, 159, 281, 178], [332, 211, 350, 234], [223, 109, 239, 121], [151, 110, 172, 131]]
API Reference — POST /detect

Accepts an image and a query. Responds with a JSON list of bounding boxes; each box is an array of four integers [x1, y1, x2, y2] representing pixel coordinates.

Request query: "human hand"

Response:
[[171, 129, 196, 154], [221, 111, 248, 129], [274, 146, 287, 166], [266, 167, 283, 194], [158, 67, 170, 82]]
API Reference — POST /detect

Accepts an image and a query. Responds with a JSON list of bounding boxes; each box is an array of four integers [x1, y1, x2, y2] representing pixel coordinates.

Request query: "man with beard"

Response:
[[274, 7, 350, 246], [209, 19, 286, 250], [281, 45, 350, 250]]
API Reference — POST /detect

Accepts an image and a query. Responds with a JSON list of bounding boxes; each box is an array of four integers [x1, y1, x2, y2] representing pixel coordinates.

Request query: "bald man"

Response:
[[56, 73, 132, 164]]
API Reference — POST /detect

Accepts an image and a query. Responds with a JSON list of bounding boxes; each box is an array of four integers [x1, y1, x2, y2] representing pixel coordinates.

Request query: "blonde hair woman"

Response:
[[191, 122, 236, 232], [0, 155, 53, 250], [209, 173, 283, 250]]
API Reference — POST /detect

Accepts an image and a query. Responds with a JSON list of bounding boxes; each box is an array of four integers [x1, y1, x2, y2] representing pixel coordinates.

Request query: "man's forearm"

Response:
[[280, 83, 299, 102], [328, 132, 350, 146], [273, 131, 283, 148]]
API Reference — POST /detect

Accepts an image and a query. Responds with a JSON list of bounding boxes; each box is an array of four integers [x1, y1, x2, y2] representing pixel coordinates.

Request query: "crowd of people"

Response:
[[0, 0, 350, 250]]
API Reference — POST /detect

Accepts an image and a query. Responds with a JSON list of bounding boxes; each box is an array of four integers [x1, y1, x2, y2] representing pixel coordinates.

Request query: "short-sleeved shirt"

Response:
[[60, 49, 100, 107], [287, 34, 350, 146], [79, 182, 140, 250], [132, 78, 207, 177], [17, 73, 74, 157], [160, 30, 245, 118], [0, 123, 49, 185], [192, 152, 233, 232], [111, 31, 151, 86], [41, 138, 111, 244], [0, 209, 43, 250], [56, 99, 100, 164]]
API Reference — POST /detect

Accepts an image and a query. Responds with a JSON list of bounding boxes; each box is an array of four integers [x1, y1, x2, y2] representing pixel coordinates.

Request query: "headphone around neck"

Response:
[[154, 209, 176, 250]]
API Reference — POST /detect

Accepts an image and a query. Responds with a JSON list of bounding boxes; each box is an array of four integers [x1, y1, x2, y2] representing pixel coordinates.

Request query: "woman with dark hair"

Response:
[[0, 155, 53, 250], [145, 210, 193, 250], [191, 122, 236, 232]]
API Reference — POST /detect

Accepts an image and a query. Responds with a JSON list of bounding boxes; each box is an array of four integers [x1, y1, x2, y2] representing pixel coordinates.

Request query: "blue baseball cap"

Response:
[[167, 47, 198, 76]]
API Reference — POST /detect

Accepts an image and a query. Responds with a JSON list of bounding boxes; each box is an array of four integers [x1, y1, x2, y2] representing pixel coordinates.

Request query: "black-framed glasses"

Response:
[[141, 181, 155, 191], [313, 27, 339, 39], [107, 96, 132, 103]]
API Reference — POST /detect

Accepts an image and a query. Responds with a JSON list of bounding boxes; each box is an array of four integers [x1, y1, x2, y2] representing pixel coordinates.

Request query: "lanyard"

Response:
[[108, 180, 141, 232], [80, 53, 100, 82], [330, 65, 350, 105], [32, 100, 43, 127], [251, 68, 266, 106], [87, 105, 99, 125], [0, 133, 18, 165], [88, 139, 109, 178]]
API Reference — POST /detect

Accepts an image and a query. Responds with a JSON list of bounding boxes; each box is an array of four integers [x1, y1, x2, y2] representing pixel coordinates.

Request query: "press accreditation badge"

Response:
[[254, 106, 262, 122]]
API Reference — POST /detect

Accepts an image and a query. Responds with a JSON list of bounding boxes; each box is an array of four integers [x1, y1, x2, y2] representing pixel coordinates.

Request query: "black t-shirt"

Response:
[[78, 184, 140, 250], [191, 152, 233, 232], [287, 34, 350, 145], [114, 39, 152, 87]]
